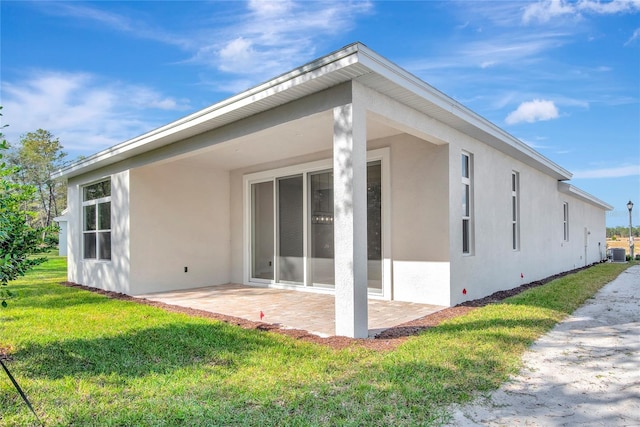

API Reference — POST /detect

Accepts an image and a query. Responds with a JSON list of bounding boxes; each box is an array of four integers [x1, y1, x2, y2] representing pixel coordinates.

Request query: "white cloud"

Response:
[[523, 0, 575, 24], [577, 0, 640, 15], [505, 99, 560, 124], [480, 60, 497, 69], [33, 1, 373, 92], [407, 31, 570, 73], [39, 3, 191, 49], [450, 1, 526, 28], [248, 0, 295, 17], [553, 96, 590, 108], [1, 71, 189, 155], [193, 1, 373, 79], [218, 38, 256, 73], [572, 164, 640, 179], [523, 0, 640, 24], [626, 27, 640, 45]]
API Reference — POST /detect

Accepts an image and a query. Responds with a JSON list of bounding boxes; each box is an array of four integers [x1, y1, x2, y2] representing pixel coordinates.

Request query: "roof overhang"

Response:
[[558, 182, 613, 210], [52, 42, 572, 181]]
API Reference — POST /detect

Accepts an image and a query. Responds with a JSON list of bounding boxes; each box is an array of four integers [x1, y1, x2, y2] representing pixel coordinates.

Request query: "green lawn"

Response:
[[0, 256, 633, 426]]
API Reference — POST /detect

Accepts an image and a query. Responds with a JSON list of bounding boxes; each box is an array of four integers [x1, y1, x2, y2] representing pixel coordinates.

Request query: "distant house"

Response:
[[52, 43, 611, 338], [53, 208, 69, 256]]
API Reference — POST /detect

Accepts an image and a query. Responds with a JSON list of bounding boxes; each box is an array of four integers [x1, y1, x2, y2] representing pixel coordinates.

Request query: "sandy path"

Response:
[[446, 265, 640, 426]]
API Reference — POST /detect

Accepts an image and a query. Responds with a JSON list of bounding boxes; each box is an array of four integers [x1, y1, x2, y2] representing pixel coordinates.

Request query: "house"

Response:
[[53, 208, 69, 256], [52, 43, 612, 338]]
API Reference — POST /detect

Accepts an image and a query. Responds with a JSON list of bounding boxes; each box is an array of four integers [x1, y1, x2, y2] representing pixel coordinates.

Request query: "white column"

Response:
[[333, 102, 368, 338]]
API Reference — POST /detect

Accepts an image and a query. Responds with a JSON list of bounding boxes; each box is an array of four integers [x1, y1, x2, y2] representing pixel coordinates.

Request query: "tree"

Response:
[[0, 109, 48, 306], [7, 129, 67, 231], [0, 108, 49, 425]]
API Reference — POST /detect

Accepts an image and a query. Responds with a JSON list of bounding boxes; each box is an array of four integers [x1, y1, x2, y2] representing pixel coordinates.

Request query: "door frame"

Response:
[[242, 148, 391, 298]]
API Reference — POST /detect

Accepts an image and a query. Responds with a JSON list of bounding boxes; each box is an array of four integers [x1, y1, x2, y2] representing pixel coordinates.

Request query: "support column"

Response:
[[333, 102, 368, 338]]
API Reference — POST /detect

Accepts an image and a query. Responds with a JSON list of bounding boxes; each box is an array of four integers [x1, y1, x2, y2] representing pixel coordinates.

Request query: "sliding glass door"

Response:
[[250, 160, 382, 292]]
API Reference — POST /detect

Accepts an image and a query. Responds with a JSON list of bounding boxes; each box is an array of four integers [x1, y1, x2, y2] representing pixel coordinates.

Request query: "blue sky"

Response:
[[1, 0, 638, 226]]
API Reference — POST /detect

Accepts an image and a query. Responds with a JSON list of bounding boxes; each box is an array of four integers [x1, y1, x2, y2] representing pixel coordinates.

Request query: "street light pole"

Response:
[[628, 200, 634, 261]]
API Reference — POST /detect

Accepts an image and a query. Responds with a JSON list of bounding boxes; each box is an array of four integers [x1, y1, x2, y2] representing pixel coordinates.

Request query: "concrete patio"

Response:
[[136, 284, 446, 337]]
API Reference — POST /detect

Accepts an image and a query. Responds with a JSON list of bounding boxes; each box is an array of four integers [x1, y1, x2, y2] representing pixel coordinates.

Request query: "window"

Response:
[[462, 152, 473, 254], [563, 202, 569, 241], [511, 171, 520, 250], [82, 179, 111, 260]]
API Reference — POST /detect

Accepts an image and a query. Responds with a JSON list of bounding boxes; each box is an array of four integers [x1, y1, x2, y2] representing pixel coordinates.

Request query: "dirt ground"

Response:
[[58, 265, 591, 352], [606, 238, 638, 258], [446, 265, 640, 426]]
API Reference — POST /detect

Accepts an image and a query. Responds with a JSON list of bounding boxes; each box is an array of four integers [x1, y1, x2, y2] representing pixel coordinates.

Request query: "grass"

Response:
[[0, 256, 634, 426]]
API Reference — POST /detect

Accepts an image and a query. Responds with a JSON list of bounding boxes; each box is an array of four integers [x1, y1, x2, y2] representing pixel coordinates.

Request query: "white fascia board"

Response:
[[355, 45, 572, 181], [52, 207, 69, 222], [52, 43, 365, 180], [558, 182, 613, 210]]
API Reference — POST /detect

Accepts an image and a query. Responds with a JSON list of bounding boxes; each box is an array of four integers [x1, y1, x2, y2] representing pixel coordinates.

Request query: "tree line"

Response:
[[607, 226, 640, 239]]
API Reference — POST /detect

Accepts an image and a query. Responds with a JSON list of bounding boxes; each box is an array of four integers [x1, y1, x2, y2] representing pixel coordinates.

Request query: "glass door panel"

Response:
[[251, 182, 274, 280], [277, 175, 304, 284], [309, 170, 335, 287], [367, 161, 382, 292]]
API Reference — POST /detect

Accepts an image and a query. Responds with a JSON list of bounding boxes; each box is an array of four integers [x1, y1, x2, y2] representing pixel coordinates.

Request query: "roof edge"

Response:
[[53, 42, 573, 183], [558, 182, 613, 210], [354, 44, 572, 180], [52, 43, 367, 180]]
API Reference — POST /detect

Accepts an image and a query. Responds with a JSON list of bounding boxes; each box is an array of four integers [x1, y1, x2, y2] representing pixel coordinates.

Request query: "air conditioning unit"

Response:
[[611, 248, 626, 262]]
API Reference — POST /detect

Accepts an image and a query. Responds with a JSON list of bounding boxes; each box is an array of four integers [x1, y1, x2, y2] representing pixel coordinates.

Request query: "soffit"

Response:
[[180, 110, 402, 171]]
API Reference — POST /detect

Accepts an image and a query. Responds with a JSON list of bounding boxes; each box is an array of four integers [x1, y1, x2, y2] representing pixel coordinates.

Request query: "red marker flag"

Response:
[[259, 311, 264, 320]]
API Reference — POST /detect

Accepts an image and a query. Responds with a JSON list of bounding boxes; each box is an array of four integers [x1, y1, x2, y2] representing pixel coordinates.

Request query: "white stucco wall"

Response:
[[66, 181, 80, 284], [129, 158, 230, 294], [381, 135, 451, 305], [554, 190, 608, 268], [65, 153, 231, 296], [67, 170, 131, 293], [448, 136, 609, 306], [229, 133, 452, 305]]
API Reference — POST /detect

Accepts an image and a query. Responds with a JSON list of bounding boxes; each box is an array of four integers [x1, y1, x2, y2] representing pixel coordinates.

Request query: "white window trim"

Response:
[[462, 151, 474, 255], [81, 178, 112, 263], [511, 171, 520, 251], [242, 147, 391, 298], [563, 202, 569, 242]]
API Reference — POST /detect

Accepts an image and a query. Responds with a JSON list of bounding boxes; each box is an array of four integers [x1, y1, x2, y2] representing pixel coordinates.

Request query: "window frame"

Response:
[[563, 202, 569, 242], [82, 178, 112, 261], [511, 171, 520, 251], [461, 152, 474, 255]]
